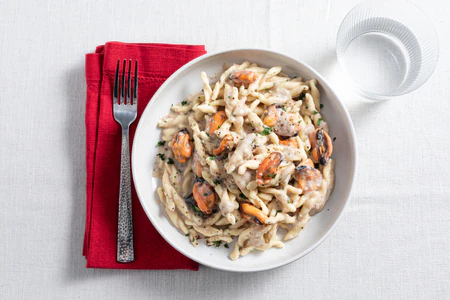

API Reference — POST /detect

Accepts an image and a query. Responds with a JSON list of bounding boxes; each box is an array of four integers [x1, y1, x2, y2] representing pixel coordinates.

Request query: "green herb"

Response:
[[228, 96, 231, 98], [333, 137, 336, 142], [250, 123, 254, 128], [267, 173, 276, 179], [224, 243, 229, 248], [167, 158, 174, 165], [298, 119, 302, 124], [217, 126, 221, 129], [192, 237, 195, 242], [213, 241, 222, 247], [185, 233, 189, 236], [203, 193, 209, 196], [287, 198, 291, 203], [305, 105, 309, 109], [313, 110, 318, 115], [318, 118, 323, 125], [157, 141, 165, 147], [213, 179, 221, 185], [293, 76, 297, 79], [307, 150, 311, 156], [320, 104, 324, 109], [193, 205, 201, 213], [281, 105, 286, 111], [276, 210, 282, 215], [209, 156, 215, 160], [181, 101, 189, 106], [239, 193, 248, 199], [261, 126, 273, 136], [157, 153, 165, 161]]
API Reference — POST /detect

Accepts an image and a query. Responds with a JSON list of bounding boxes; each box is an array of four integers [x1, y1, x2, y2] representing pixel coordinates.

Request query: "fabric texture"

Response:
[[84, 42, 206, 270]]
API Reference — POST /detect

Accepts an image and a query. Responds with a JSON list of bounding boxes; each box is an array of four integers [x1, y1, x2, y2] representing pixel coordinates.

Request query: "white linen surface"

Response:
[[0, 0, 449, 299]]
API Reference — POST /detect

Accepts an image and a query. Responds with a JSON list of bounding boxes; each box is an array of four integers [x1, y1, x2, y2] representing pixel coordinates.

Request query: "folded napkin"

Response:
[[84, 42, 206, 270]]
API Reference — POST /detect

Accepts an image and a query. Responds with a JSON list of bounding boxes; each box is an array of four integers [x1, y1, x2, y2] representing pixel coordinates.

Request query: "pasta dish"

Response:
[[154, 61, 335, 260]]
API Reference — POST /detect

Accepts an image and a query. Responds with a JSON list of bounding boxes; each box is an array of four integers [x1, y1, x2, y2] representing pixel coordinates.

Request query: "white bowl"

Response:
[[132, 49, 357, 272]]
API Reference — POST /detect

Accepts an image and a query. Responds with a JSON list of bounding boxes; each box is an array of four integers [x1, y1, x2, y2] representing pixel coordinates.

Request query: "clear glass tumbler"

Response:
[[336, 0, 439, 101]]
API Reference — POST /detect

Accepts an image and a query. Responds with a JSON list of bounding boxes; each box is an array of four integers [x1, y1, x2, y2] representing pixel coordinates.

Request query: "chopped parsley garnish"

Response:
[[167, 158, 174, 165], [298, 119, 302, 124], [192, 205, 201, 213], [224, 243, 229, 248], [305, 105, 309, 109], [209, 156, 215, 160], [239, 193, 248, 199], [181, 101, 189, 106], [313, 110, 318, 115], [333, 137, 336, 142], [192, 237, 195, 242], [212, 241, 222, 247], [318, 118, 323, 125], [157, 141, 165, 147], [185, 233, 189, 236], [203, 193, 209, 196], [213, 179, 221, 185], [320, 104, 324, 109], [261, 126, 273, 136], [156, 153, 165, 161], [276, 210, 282, 215], [281, 105, 286, 111], [267, 173, 276, 179]]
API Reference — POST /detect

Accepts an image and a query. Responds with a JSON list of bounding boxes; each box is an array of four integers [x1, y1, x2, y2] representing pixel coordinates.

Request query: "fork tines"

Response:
[[113, 59, 138, 106]]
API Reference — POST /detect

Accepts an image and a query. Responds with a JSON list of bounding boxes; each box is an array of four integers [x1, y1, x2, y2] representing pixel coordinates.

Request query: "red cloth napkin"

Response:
[[84, 42, 206, 270]]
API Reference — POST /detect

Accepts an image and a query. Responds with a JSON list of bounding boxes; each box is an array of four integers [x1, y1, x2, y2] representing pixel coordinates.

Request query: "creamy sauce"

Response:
[[226, 133, 256, 173]]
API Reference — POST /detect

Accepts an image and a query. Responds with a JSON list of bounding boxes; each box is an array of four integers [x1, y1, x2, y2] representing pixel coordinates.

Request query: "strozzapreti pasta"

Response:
[[154, 62, 335, 260]]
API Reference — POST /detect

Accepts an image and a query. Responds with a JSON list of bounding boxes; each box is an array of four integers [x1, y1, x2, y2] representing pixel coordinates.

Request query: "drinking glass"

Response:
[[336, 0, 439, 101]]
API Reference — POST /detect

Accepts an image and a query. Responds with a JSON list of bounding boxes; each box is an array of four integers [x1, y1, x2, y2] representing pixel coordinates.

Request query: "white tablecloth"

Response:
[[1, 0, 449, 299]]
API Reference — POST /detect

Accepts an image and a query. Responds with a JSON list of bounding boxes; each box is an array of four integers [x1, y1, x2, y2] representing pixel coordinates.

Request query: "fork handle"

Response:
[[117, 127, 134, 263]]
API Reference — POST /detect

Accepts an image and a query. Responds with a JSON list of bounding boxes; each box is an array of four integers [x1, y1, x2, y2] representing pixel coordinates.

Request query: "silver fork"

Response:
[[113, 59, 138, 263]]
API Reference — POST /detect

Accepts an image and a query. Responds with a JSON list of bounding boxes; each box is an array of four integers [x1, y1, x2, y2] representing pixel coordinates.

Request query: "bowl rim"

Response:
[[132, 48, 358, 272]]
